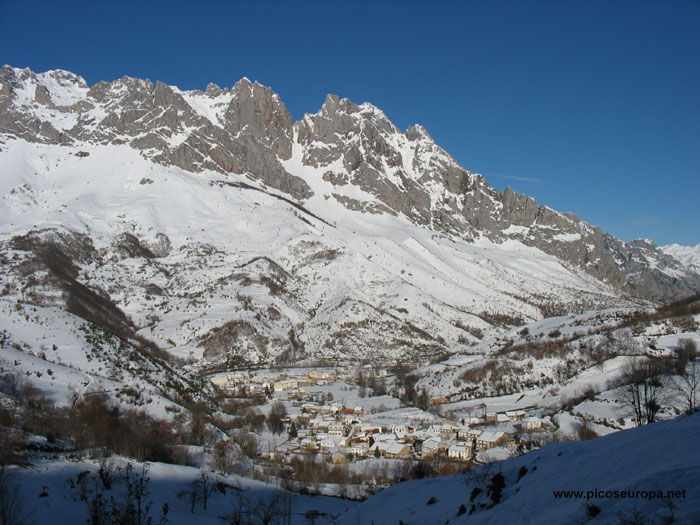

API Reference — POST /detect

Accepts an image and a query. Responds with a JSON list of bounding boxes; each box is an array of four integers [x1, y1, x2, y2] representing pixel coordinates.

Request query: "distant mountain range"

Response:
[[662, 243, 700, 275], [1, 65, 699, 367]]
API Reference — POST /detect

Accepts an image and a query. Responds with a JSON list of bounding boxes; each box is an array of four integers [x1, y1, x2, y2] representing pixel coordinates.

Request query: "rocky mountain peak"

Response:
[[38, 68, 88, 90], [225, 77, 293, 160], [204, 82, 227, 97], [405, 124, 433, 142], [319, 93, 360, 117]]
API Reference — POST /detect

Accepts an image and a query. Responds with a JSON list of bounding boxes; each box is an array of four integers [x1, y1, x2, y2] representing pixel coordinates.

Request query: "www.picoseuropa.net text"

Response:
[[552, 489, 687, 501]]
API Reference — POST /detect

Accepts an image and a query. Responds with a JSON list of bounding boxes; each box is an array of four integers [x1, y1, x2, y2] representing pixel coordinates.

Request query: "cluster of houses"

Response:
[[209, 369, 341, 396], [209, 369, 549, 465], [274, 401, 548, 465]]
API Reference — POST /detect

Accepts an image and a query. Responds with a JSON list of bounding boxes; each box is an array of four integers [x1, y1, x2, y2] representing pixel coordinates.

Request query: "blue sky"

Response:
[[1, 0, 698, 246]]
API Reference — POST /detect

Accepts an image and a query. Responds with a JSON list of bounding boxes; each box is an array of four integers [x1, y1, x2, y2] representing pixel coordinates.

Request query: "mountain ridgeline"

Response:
[[1, 65, 698, 366]]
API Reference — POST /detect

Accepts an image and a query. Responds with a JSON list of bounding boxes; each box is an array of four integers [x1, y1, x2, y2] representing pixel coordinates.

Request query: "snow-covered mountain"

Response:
[[1, 65, 698, 369], [662, 243, 700, 274]]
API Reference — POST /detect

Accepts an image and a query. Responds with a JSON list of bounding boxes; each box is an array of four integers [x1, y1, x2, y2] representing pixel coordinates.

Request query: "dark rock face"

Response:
[[1, 65, 698, 302], [0, 66, 312, 201], [293, 91, 699, 302], [223, 78, 293, 160]]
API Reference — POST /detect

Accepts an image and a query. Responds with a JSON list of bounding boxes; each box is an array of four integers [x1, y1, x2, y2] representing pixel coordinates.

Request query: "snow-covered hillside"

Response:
[[0, 138, 627, 369], [416, 299, 700, 418], [336, 412, 700, 524], [2, 454, 357, 524]]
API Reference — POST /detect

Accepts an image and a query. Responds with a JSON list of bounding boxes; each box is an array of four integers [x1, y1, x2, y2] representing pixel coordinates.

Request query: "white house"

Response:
[[448, 443, 472, 460], [457, 426, 471, 440], [328, 422, 346, 436], [274, 380, 298, 392], [522, 416, 544, 430], [348, 442, 369, 457], [505, 410, 526, 421], [320, 435, 347, 449], [439, 423, 458, 440], [301, 437, 317, 449], [370, 441, 391, 457], [420, 438, 441, 459], [385, 442, 411, 459], [477, 431, 507, 449], [468, 429, 483, 440]]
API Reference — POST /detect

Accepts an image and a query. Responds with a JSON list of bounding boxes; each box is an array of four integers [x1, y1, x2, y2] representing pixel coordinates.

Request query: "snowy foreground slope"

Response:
[[4, 456, 356, 524], [6, 414, 698, 524], [336, 412, 700, 524]]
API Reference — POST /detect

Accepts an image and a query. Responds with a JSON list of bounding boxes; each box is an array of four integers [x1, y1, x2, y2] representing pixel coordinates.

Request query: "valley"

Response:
[[1, 65, 699, 523]]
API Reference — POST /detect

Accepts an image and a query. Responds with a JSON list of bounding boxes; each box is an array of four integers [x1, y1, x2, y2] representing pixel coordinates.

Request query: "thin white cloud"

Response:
[[489, 174, 544, 183]]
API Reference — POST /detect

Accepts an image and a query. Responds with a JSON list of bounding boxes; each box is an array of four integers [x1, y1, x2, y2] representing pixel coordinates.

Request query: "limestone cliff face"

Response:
[[1, 65, 698, 302], [291, 90, 699, 301], [0, 67, 311, 200]]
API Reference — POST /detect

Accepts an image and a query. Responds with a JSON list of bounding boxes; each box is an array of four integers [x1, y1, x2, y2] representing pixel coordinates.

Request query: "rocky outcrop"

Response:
[[0, 66, 312, 201], [224, 78, 293, 160]]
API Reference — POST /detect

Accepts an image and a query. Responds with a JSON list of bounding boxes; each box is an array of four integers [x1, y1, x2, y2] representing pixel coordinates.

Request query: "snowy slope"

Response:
[[336, 412, 700, 524], [417, 299, 700, 409], [0, 138, 625, 369], [3, 455, 356, 525]]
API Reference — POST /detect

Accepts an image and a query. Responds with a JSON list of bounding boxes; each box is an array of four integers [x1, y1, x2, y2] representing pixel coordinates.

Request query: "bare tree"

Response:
[[234, 430, 260, 459], [267, 401, 287, 435], [675, 338, 697, 373], [252, 493, 280, 525], [670, 339, 699, 414], [616, 358, 670, 426], [220, 489, 293, 525], [123, 462, 153, 525], [199, 470, 216, 511], [576, 416, 599, 441], [97, 451, 118, 490], [219, 491, 251, 525], [177, 477, 201, 514], [214, 440, 236, 475]]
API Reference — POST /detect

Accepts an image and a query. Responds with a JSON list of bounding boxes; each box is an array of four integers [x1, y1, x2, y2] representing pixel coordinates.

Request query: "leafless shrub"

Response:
[[234, 430, 260, 459], [577, 417, 599, 441]]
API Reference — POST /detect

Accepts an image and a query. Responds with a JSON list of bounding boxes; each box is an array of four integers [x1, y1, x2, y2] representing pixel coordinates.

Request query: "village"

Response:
[[208, 365, 551, 470]]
